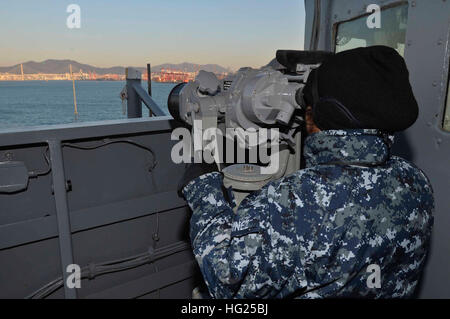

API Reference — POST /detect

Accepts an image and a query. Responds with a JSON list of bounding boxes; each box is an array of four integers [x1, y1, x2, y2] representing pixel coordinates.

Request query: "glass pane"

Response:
[[444, 79, 450, 131], [335, 4, 409, 56]]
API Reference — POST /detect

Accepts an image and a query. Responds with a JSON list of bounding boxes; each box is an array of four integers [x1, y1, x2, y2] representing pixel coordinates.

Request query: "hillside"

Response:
[[0, 60, 231, 75]]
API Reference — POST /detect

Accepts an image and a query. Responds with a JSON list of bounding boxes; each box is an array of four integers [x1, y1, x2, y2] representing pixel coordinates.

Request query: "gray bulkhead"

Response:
[[0, 118, 199, 298]]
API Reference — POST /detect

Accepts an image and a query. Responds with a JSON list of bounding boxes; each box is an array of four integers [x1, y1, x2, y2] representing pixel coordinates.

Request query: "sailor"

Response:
[[178, 46, 434, 298]]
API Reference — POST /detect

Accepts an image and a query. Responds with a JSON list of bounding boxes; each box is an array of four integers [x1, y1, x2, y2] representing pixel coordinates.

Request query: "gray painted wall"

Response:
[[0, 117, 200, 298]]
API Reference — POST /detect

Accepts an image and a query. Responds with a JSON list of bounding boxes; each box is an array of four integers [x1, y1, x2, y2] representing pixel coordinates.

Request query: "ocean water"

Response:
[[0, 81, 177, 129]]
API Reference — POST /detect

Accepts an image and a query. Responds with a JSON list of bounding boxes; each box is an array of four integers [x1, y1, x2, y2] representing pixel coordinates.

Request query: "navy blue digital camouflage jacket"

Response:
[[182, 129, 434, 299]]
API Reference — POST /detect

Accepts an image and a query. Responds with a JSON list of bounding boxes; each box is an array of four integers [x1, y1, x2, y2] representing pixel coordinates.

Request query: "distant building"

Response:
[[0, 69, 228, 82]]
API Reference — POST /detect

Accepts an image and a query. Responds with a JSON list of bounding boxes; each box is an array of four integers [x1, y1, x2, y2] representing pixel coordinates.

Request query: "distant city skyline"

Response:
[[0, 59, 232, 82], [0, 1, 305, 71]]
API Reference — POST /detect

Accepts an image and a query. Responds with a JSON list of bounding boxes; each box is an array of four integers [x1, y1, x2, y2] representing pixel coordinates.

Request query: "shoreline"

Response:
[[0, 79, 183, 83]]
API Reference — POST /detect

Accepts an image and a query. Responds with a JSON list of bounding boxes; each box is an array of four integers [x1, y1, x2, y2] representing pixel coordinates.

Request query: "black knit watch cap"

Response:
[[303, 46, 419, 132]]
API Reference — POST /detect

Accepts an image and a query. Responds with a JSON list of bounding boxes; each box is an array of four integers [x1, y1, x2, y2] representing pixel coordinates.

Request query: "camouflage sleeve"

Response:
[[183, 172, 290, 298]]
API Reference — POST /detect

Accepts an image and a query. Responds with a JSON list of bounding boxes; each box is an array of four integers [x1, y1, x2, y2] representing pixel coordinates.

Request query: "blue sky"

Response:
[[0, 0, 305, 70]]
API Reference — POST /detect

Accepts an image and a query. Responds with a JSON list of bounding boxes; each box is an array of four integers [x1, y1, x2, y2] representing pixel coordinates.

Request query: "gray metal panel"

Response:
[[0, 144, 56, 225], [0, 191, 186, 250], [0, 215, 57, 250], [0, 117, 199, 298], [85, 261, 196, 299], [397, 0, 450, 298], [70, 208, 193, 298], [0, 237, 63, 298], [305, 0, 450, 298], [0, 116, 174, 147]]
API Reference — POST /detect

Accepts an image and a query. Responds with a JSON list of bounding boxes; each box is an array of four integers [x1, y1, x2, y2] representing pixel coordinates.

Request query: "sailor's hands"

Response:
[[177, 162, 220, 196]]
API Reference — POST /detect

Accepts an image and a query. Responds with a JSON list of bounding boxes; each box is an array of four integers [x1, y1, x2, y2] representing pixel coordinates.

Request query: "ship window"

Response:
[[335, 3, 409, 56], [444, 77, 450, 131]]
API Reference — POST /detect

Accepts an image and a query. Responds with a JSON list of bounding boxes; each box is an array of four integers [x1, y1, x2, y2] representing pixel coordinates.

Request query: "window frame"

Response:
[[331, 1, 410, 54]]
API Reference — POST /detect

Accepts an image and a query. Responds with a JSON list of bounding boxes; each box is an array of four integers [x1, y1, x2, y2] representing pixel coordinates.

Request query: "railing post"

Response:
[[147, 63, 152, 97], [126, 67, 142, 118], [147, 64, 154, 117]]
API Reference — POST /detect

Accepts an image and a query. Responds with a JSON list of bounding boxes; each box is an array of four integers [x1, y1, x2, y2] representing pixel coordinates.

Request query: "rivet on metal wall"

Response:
[[411, 1, 416, 7]]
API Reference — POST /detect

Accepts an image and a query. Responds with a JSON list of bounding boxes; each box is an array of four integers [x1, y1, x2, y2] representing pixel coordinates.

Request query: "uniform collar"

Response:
[[303, 129, 394, 168]]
